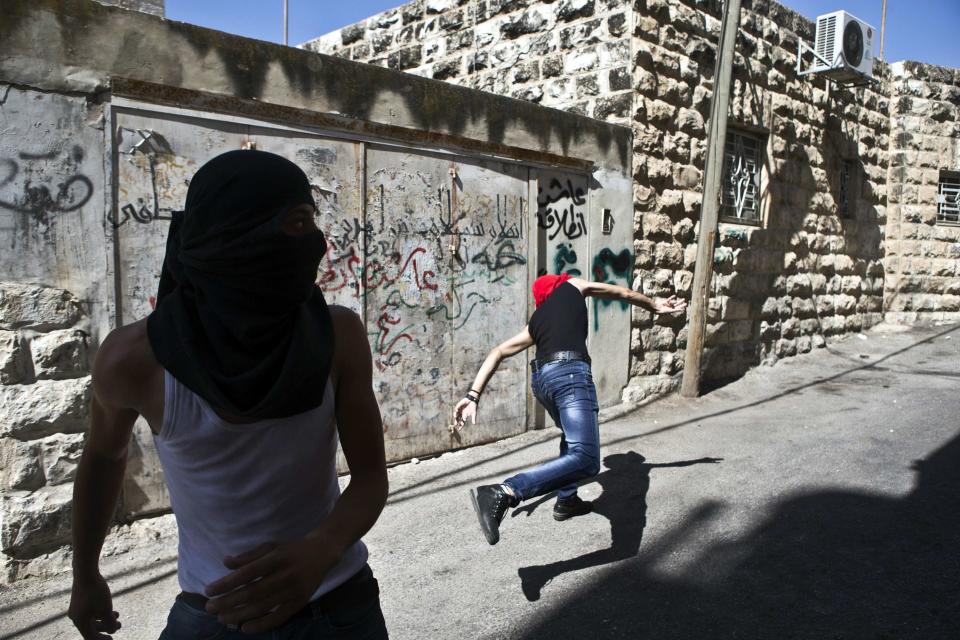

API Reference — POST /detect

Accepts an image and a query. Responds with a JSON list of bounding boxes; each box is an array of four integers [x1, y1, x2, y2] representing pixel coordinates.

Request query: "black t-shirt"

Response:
[[528, 282, 589, 359]]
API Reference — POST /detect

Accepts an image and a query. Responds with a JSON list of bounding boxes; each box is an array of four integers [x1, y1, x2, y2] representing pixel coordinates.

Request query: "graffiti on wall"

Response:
[[553, 242, 581, 276], [592, 247, 632, 330], [537, 177, 588, 240], [0, 147, 94, 223], [112, 128, 194, 229], [109, 113, 534, 458]]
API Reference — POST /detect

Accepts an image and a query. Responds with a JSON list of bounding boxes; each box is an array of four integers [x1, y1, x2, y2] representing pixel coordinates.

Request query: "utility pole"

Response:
[[879, 0, 888, 60], [283, 0, 289, 46], [680, 0, 742, 398]]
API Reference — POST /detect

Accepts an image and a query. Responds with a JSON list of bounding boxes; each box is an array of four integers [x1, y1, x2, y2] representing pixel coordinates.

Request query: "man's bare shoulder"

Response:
[[328, 304, 365, 341], [327, 305, 371, 380], [92, 318, 160, 410]]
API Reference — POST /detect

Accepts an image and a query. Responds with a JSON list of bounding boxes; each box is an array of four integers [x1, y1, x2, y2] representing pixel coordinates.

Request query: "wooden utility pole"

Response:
[[680, 0, 742, 398]]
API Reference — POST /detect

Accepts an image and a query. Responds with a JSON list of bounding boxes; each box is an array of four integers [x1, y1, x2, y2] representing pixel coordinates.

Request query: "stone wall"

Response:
[[93, 0, 164, 16], [305, 0, 897, 399], [631, 1, 890, 392], [302, 0, 634, 126], [884, 61, 960, 324], [0, 283, 92, 582]]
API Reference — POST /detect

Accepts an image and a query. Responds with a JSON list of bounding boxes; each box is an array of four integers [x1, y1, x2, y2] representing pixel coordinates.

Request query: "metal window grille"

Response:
[[720, 131, 762, 224], [839, 161, 855, 219], [937, 171, 960, 225]]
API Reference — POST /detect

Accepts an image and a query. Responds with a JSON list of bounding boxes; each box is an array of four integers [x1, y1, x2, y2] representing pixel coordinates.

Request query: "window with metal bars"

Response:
[[937, 170, 960, 225], [720, 130, 763, 225], [839, 160, 855, 219]]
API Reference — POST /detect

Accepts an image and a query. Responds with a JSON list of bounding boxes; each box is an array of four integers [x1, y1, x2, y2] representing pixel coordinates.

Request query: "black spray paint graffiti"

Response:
[[0, 146, 94, 217], [592, 247, 632, 330], [537, 177, 587, 241], [426, 277, 493, 331], [471, 241, 526, 273], [110, 129, 177, 228]]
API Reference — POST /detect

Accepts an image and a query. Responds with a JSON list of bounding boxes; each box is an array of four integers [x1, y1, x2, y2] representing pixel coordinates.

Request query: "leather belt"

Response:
[[530, 350, 591, 372], [177, 563, 378, 623]]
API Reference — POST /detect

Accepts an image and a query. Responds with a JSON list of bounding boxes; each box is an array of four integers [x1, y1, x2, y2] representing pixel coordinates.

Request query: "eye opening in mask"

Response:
[[279, 203, 319, 237]]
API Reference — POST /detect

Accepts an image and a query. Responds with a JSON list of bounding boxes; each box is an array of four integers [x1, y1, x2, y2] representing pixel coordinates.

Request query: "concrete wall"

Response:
[[0, 0, 632, 581], [884, 61, 960, 324], [305, 0, 899, 398]]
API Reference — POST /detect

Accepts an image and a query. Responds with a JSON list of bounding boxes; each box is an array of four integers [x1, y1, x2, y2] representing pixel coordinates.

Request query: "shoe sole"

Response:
[[553, 506, 592, 521], [469, 488, 499, 545]]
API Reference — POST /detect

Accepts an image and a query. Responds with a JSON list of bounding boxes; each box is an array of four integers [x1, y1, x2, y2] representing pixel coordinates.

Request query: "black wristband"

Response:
[[465, 392, 480, 404]]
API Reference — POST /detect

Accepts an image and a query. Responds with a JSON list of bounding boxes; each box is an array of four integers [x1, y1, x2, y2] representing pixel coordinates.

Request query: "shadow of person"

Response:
[[514, 431, 960, 639], [514, 452, 723, 601]]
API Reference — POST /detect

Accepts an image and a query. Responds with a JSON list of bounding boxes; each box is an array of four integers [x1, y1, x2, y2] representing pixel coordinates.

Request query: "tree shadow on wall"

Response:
[[821, 105, 884, 264], [513, 432, 960, 640], [700, 45, 888, 393], [511, 452, 723, 602]]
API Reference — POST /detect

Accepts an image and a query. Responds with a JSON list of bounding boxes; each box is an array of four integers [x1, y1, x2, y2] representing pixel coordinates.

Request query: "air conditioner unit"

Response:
[[812, 10, 875, 81]]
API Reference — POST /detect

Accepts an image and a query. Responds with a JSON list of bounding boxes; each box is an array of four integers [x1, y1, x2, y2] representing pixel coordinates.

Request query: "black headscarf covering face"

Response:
[[147, 149, 334, 420]]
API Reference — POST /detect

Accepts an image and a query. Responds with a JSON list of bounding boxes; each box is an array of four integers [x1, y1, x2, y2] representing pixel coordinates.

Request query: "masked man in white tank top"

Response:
[[69, 151, 389, 639]]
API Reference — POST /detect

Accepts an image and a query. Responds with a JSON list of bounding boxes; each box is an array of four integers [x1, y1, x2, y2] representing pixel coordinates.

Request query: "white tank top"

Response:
[[154, 370, 368, 598]]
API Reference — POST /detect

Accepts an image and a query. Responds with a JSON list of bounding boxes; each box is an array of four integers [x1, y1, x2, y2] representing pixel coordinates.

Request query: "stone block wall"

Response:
[[302, 0, 635, 126], [629, 0, 889, 392], [0, 283, 92, 582], [884, 61, 960, 325], [306, 0, 896, 399], [92, 0, 164, 16]]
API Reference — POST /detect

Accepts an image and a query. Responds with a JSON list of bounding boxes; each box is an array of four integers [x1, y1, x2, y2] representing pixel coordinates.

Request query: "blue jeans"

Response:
[[504, 360, 601, 501], [158, 568, 388, 640]]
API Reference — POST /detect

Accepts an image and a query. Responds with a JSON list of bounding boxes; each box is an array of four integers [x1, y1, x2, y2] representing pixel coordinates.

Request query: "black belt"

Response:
[[530, 350, 591, 372], [177, 563, 378, 623]]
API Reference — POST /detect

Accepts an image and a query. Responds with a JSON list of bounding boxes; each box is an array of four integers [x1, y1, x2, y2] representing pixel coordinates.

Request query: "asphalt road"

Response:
[[2, 322, 958, 640]]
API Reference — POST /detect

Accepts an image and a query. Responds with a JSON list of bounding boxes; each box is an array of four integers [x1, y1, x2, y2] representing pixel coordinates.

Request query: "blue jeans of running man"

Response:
[[504, 359, 601, 501]]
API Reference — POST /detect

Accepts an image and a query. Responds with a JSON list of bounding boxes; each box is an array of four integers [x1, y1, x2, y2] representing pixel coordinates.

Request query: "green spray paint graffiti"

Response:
[[554, 242, 582, 276], [592, 248, 632, 330]]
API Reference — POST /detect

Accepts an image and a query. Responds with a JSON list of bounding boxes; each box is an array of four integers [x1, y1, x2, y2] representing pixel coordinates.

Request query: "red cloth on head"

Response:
[[532, 273, 572, 308]]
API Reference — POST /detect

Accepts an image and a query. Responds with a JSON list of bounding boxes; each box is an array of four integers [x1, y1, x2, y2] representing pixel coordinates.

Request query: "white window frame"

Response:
[[937, 170, 960, 225]]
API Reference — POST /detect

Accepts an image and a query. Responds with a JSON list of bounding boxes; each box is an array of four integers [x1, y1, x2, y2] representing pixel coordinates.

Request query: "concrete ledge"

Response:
[[1, 0, 631, 172]]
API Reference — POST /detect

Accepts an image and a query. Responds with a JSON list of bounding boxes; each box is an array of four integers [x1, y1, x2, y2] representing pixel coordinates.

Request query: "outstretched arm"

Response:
[[569, 278, 687, 315], [453, 326, 534, 427]]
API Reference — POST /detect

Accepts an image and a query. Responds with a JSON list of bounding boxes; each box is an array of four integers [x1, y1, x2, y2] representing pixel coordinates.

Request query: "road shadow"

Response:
[[512, 452, 723, 602], [0, 564, 177, 640], [514, 432, 960, 640]]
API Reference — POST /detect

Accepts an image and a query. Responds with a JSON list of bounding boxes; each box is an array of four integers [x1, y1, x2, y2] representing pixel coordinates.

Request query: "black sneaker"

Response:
[[469, 484, 513, 545], [553, 495, 592, 521]]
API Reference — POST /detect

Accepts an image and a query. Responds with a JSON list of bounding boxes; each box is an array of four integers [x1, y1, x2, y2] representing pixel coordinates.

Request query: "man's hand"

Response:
[[453, 397, 477, 428], [69, 573, 121, 639], [652, 295, 687, 315], [203, 536, 340, 633]]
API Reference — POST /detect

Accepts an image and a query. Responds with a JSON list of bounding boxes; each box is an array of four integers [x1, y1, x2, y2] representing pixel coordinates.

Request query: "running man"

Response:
[[454, 273, 686, 545]]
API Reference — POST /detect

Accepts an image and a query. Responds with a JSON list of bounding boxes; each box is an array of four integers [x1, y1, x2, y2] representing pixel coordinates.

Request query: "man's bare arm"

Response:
[[453, 327, 534, 426], [311, 306, 388, 558], [70, 324, 146, 639], [569, 278, 687, 315]]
